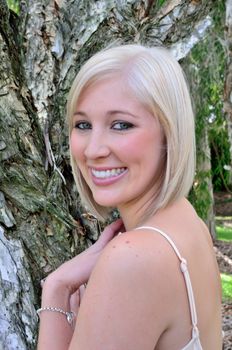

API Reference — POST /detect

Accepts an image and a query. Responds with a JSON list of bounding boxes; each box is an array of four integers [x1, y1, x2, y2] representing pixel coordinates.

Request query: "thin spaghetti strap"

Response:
[[135, 226, 183, 260], [135, 226, 198, 331]]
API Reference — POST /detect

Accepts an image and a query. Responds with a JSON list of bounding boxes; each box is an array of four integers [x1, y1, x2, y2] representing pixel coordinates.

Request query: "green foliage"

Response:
[[204, 2, 231, 192], [7, 0, 19, 14], [156, 0, 167, 8], [210, 116, 231, 191], [185, 0, 231, 218], [189, 171, 212, 220], [221, 273, 232, 301]]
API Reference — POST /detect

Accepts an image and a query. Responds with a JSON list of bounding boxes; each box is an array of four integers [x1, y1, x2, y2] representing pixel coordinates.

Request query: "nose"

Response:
[[84, 130, 110, 160]]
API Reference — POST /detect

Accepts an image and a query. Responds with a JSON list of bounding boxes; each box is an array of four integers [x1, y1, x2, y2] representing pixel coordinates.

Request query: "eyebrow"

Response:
[[73, 111, 87, 117], [73, 110, 139, 118]]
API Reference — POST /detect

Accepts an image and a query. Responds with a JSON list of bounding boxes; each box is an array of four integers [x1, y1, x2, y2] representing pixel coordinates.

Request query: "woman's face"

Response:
[[70, 77, 164, 210]]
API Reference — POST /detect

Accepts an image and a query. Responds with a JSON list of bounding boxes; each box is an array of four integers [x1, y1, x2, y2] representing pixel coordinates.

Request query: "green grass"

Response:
[[221, 273, 232, 300], [216, 224, 232, 242], [215, 221, 232, 300]]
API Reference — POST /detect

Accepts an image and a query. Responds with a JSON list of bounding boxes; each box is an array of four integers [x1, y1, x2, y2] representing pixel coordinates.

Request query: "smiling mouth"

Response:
[[91, 167, 127, 179]]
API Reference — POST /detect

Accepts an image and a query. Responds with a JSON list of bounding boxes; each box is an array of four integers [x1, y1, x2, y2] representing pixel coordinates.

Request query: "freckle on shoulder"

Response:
[[107, 231, 145, 255]]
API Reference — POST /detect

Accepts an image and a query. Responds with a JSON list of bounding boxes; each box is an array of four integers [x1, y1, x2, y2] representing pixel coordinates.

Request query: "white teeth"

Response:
[[91, 168, 126, 179]]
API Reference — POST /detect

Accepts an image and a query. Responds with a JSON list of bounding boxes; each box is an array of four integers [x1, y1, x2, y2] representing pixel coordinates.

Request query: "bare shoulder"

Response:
[[97, 229, 175, 278], [70, 230, 174, 349], [198, 216, 214, 245], [87, 229, 179, 321]]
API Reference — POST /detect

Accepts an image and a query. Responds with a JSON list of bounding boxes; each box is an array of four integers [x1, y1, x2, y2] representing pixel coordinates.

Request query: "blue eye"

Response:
[[112, 121, 134, 130], [74, 121, 92, 130]]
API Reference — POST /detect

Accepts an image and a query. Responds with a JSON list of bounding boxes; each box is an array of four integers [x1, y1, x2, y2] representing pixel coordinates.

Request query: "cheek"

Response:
[[116, 136, 139, 154], [70, 132, 84, 161], [117, 131, 161, 162]]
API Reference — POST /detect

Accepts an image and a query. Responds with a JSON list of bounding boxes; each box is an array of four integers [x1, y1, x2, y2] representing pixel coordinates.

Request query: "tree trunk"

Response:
[[197, 127, 216, 238], [224, 0, 232, 187], [0, 0, 214, 348]]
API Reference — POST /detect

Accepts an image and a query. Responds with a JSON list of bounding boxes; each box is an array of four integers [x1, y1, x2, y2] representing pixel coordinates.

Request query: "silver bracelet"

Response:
[[37, 307, 76, 328]]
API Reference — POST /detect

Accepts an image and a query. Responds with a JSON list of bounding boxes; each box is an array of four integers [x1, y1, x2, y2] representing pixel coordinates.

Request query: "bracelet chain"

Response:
[[36, 307, 76, 328]]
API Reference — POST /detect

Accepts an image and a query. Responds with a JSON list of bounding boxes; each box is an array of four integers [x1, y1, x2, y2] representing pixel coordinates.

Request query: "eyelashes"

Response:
[[74, 121, 134, 131], [74, 121, 92, 130], [111, 121, 134, 130]]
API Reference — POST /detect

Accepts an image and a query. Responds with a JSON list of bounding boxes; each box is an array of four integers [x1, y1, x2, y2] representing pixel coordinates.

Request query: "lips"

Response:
[[89, 167, 128, 186], [91, 167, 127, 179]]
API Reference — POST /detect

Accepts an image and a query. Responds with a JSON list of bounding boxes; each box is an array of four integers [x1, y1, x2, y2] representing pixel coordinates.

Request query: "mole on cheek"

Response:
[[125, 240, 130, 244]]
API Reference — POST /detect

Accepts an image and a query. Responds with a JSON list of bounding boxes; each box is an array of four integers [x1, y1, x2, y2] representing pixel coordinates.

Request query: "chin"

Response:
[[92, 193, 122, 208], [94, 199, 119, 208]]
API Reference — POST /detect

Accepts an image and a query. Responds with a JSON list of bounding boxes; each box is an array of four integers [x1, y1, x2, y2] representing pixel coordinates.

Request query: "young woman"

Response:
[[37, 45, 222, 349]]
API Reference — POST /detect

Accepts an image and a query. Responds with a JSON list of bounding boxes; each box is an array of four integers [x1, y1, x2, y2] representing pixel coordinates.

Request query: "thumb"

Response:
[[97, 219, 124, 246]]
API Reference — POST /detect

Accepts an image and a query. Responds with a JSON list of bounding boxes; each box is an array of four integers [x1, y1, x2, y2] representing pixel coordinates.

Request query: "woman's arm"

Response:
[[37, 219, 124, 350], [37, 249, 93, 350]]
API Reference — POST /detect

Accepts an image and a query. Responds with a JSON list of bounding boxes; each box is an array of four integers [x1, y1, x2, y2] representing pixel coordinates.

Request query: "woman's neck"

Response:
[[119, 197, 187, 231], [118, 192, 157, 231]]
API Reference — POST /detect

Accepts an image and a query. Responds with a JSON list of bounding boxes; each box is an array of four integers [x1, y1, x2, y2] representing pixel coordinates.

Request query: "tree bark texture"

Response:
[[0, 0, 214, 348], [224, 0, 232, 186]]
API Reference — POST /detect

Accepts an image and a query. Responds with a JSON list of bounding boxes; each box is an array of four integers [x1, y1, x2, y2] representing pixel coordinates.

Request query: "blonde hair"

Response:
[[67, 44, 195, 221]]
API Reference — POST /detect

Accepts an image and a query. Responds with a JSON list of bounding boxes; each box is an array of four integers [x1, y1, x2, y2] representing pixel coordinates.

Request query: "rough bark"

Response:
[[224, 0, 232, 186], [0, 0, 214, 348]]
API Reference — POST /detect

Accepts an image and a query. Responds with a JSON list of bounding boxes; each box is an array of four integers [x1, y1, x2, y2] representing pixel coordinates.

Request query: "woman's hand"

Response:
[[90, 218, 125, 256], [43, 218, 125, 297], [69, 284, 86, 325]]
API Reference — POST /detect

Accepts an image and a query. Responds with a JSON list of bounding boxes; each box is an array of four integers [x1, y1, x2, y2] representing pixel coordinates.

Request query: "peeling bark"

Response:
[[0, 225, 37, 350], [0, 0, 214, 348]]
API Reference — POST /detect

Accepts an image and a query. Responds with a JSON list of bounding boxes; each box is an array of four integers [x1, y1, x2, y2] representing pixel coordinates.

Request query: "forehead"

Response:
[[78, 76, 127, 101], [76, 76, 145, 113]]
